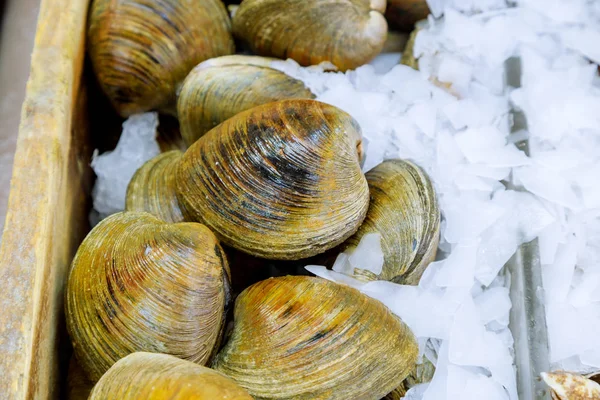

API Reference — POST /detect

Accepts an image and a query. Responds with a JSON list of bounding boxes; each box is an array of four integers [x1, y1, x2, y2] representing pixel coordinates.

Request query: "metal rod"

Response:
[[505, 56, 551, 400]]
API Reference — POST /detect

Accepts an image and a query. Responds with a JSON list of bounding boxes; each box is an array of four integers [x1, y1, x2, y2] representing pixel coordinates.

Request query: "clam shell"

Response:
[[88, 0, 234, 116], [541, 371, 600, 400], [175, 99, 369, 260], [341, 159, 440, 284], [89, 352, 252, 399], [385, 0, 430, 32], [194, 54, 281, 70], [213, 276, 418, 400], [126, 150, 184, 222], [178, 56, 315, 145], [382, 358, 436, 399], [65, 212, 230, 381], [231, 0, 388, 71]]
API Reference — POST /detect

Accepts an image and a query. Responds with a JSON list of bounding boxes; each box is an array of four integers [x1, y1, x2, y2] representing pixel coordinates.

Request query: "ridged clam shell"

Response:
[[88, 0, 234, 116], [178, 56, 315, 145], [232, 0, 388, 71], [175, 99, 369, 260], [65, 212, 230, 381], [382, 358, 436, 399], [341, 159, 440, 284], [541, 371, 600, 400], [213, 276, 418, 400], [89, 352, 252, 399], [126, 150, 184, 223]]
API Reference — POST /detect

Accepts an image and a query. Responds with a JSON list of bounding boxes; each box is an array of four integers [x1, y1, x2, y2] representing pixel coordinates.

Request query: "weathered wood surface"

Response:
[[0, 0, 91, 398]]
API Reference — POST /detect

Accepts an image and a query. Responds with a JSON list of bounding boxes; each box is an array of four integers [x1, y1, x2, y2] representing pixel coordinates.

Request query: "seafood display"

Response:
[[60, 0, 600, 398]]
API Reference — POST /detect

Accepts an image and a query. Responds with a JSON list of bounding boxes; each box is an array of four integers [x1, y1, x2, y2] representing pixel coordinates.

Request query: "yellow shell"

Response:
[[541, 371, 600, 400], [88, 0, 234, 117], [193, 54, 281, 69], [65, 212, 230, 381], [213, 276, 418, 399], [382, 358, 436, 399], [178, 55, 315, 145], [89, 352, 253, 399], [126, 150, 184, 223], [232, 0, 388, 71], [341, 159, 440, 284], [175, 99, 369, 260]]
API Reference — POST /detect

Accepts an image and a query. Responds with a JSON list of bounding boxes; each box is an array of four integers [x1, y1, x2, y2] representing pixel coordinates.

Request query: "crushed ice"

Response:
[[90, 112, 160, 224], [302, 1, 598, 398]]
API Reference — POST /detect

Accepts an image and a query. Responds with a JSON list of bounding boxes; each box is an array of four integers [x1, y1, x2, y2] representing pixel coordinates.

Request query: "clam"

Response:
[[88, 0, 234, 117], [340, 159, 439, 285], [383, 358, 436, 399], [385, 0, 430, 32], [400, 24, 421, 70], [89, 352, 252, 399], [176, 99, 369, 260], [212, 276, 418, 399], [541, 371, 600, 400], [126, 150, 184, 222], [65, 212, 230, 381], [178, 55, 315, 145], [231, 0, 388, 71]]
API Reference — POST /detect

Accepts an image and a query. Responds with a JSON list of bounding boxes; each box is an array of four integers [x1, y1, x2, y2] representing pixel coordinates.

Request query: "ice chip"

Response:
[[474, 287, 511, 326], [369, 52, 402, 75], [435, 242, 477, 288], [331, 252, 353, 275], [304, 265, 365, 290], [348, 233, 384, 275], [442, 194, 506, 243], [90, 113, 160, 223]]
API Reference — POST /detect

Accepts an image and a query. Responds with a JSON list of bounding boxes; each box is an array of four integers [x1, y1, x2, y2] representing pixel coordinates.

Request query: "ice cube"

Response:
[[422, 341, 450, 400], [514, 165, 581, 210], [561, 27, 600, 65], [369, 53, 402, 75], [442, 193, 506, 243], [90, 113, 160, 222], [304, 265, 365, 290], [331, 253, 353, 275], [435, 242, 477, 288], [542, 235, 577, 305], [474, 287, 511, 326], [348, 233, 384, 275], [407, 102, 438, 138]]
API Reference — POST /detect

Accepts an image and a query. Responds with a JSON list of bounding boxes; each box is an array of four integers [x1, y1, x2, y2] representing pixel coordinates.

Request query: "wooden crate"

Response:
[[0, 0, 93, 397]]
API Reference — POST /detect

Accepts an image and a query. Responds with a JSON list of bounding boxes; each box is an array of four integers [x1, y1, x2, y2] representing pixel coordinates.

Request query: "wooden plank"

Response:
[[0, 0, 91, 398]]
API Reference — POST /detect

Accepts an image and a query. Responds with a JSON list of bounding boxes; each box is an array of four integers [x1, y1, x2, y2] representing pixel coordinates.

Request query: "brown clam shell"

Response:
[[231, 0, 388, 71], [178, 56, 315, 145], [175, 99, 369, 260], [88, 0, 234, 117], [341, 159, 440, 285], [89, 352, 252, 399], [65, 212, 230, 381], [126, 150, 184, 223], [542, 371, 600, 400], [212, 276, 419, 399], [382, 358, 436, 399]]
